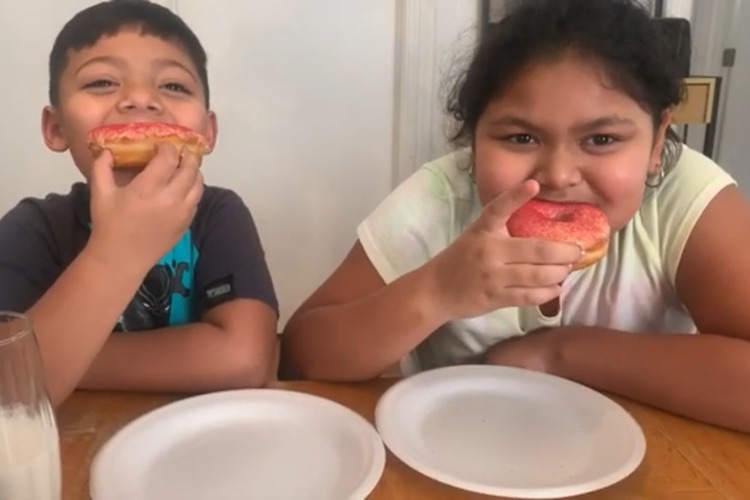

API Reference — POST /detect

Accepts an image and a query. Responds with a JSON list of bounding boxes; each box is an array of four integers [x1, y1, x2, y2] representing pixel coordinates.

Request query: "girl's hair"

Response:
[[447, 0, 684, 169]]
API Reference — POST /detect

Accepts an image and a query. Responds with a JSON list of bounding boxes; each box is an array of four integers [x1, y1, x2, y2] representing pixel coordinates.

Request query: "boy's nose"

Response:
[[117, 86, 162, 113]]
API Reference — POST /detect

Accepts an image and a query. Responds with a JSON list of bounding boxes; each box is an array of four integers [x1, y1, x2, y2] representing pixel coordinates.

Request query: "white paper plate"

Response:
[[90, 389, 385, 500], [375, 365, 645, 499]]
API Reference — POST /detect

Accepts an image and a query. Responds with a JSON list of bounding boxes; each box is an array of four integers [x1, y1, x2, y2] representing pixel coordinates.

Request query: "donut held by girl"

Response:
[[507, 199, 611, 270]]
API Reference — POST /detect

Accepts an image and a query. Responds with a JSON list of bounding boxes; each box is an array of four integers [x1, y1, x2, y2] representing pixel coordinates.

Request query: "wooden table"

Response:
[[59, 378, 750, 499]]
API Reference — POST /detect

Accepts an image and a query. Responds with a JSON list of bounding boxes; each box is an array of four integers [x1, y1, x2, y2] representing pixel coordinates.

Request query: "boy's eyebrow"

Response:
[[73, 56, 198, 83], [486, 115, 636, 133], [75, 55, 123, 76], [151, 58, 198, 83]]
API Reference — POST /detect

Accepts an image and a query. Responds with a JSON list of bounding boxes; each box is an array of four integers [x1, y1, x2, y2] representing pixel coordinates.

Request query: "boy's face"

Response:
[[42, 29, 217, 182]]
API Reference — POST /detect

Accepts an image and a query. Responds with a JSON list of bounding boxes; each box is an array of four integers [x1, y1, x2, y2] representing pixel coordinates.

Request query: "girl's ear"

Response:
[[650, 110, 673, 174]]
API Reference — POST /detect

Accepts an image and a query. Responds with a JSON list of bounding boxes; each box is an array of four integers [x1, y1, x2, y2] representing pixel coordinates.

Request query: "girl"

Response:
[[281, 0, 750, 433]]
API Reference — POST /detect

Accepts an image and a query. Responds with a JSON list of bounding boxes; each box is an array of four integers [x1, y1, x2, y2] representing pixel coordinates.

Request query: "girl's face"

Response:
[[473, 54, 671, 231]]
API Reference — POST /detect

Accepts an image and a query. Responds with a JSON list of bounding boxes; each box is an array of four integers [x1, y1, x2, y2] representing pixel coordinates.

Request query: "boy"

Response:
[[0, 0, 279, 407]]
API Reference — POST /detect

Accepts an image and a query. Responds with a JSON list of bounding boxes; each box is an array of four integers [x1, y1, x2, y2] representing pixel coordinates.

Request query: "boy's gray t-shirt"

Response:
[[0, 182, 278, 332]]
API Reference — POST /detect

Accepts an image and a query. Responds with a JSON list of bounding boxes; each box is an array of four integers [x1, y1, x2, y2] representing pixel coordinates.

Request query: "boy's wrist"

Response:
[[80, 237, 153, 284]]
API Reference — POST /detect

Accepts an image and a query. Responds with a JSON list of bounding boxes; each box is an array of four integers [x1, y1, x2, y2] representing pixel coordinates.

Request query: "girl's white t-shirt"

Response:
[[357, 146, 736, 375]]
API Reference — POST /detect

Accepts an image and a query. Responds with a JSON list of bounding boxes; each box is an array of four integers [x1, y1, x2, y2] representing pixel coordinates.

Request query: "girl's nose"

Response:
[[533, 149, 583, 190]]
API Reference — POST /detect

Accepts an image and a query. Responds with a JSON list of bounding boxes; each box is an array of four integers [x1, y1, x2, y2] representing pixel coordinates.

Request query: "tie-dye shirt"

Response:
[[357, 146, 736, 375]]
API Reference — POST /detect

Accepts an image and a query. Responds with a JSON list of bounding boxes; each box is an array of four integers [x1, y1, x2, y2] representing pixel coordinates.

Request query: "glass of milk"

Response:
[[0, 312, 61, 500]]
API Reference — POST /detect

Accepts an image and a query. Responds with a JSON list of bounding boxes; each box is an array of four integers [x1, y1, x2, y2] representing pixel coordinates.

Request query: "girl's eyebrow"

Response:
[[486, 114, 637, 133], [572, 116, 637, 133], [486, 115, 544, 134]]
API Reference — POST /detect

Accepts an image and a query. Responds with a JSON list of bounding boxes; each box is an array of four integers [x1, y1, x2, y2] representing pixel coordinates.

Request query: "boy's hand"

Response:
[[86, 143, 204, 274]]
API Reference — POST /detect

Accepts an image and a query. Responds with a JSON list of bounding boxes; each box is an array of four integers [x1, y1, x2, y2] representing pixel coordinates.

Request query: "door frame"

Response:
[[392, 0, 480, 185]]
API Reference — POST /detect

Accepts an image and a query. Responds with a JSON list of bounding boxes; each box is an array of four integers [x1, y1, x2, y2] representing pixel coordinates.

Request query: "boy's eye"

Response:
[[162, 82, 191, 94], [83, 80, 116, 89]]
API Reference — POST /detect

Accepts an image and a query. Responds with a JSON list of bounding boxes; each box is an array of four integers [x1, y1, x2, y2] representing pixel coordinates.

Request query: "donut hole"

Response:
[[552, 211, 575, 223]]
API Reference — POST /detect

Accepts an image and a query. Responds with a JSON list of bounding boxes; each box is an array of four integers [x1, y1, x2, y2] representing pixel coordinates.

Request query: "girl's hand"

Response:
[[483, 328, 559, 373], [425, 180, 582, 321]]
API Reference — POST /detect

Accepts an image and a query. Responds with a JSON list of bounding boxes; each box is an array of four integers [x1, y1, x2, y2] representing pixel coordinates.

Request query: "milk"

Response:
[[0, 407, 61, 500]]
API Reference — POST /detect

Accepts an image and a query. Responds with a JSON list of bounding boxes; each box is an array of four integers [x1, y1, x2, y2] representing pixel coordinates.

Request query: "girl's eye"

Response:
[[162, 82, 191, 94], [505, 134, 536, 145], [587, 135, 618, 146]]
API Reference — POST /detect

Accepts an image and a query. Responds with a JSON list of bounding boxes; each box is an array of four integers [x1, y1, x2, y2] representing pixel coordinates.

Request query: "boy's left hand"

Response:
[[483, 328, 561, 373]]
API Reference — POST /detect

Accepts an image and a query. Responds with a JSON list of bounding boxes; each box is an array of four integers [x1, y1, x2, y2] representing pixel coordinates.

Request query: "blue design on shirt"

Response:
[[114, 231, 200, 332]]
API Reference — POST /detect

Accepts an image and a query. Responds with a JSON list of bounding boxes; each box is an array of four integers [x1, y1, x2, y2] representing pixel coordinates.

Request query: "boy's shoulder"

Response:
[[190, 184, 260, 244], [197, 184, 247, 212], [193, 184, 253, 226], [0, 182, 90, 275], [0, 182, 258, 254], [1, 183, 252, 231], [6, 181, 88, 217], [0, 182, 89, 236]]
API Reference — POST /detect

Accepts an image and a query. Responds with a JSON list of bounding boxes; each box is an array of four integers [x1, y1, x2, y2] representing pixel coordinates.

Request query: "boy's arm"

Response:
[[79, 189, 279, 392], [0, 146, 205, 407], [0, 200, 149, 408], [78, 300, 277, 392]]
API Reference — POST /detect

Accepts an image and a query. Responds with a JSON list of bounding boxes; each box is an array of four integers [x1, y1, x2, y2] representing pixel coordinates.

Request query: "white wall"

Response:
[[0, 0, 95, 207], [179, 0, 398, 325], [0, 1, 479, 326]]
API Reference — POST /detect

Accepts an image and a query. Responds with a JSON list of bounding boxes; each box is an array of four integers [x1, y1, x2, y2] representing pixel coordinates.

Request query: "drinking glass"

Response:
[[0, 311, 61, 500]]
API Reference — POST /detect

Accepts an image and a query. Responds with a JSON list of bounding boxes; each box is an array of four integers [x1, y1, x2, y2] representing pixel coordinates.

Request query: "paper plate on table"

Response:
[[90, 389, 385, 500], [374, 365, 645, 499]]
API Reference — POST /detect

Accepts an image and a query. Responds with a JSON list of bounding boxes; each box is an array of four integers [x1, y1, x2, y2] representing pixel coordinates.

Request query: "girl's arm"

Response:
[[281, 182, 581, 381], [550, 328, 750, 432], [544, 185, 750, 432], [279, 242, 449, 381]]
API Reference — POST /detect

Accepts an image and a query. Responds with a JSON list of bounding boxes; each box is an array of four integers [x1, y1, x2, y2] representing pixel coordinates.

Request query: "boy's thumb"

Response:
[[89, 150, 116, 196]]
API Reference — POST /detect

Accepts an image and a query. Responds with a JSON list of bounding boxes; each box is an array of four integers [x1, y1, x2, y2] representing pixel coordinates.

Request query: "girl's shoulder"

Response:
[[643, 145, 736, 219], [638, 145, 737, 286], [661, 145, 734, 192], [418, 147, 476, 200]]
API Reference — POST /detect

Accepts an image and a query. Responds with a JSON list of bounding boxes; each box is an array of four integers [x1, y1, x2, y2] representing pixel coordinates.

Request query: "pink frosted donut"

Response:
[[88, 122, 210, 169], [507, 199, 611, 270]]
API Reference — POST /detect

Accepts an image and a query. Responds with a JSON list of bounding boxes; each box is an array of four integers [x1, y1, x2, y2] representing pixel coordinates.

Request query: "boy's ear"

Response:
[[41, 105, 69, 153], [204, 110, 218, 154]]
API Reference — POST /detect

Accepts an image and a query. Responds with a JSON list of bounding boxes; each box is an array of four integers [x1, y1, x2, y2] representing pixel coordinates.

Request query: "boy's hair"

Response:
[[48, 0, 210, 107], [447, 0, 683, 164]]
